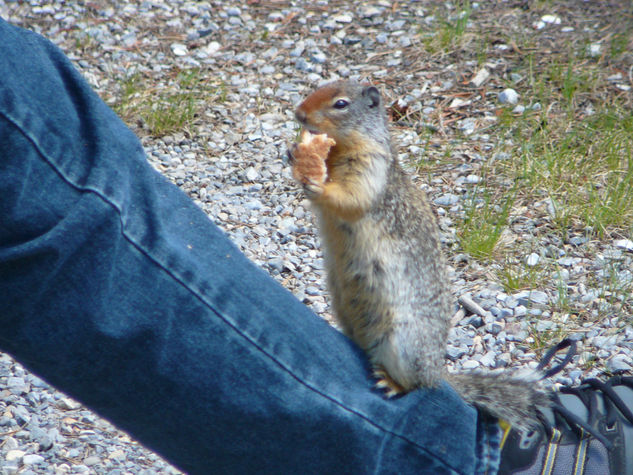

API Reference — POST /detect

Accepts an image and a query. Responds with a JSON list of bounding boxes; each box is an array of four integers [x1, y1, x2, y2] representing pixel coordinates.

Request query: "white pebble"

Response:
[[170, 43, 188, 56], [526, 253, 540, 266], [23, 454, 45, 465], [6, 450, 25, 462], [333, 14, 353, 23], [541, 14, 561, 25], [498, 88, 519, 105], [588, 43, 601, 57], [462, 360, 480, 370], [614, 239, 633, 251], [470, 68, 490, 87]]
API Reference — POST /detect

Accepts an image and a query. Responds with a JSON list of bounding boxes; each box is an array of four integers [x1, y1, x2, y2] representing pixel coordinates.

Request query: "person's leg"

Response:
[[0, 18, 500, 474]]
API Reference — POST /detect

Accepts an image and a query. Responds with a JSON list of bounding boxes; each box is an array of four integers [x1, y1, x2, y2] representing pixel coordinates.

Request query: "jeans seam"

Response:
[[2, 110, 466, 474]]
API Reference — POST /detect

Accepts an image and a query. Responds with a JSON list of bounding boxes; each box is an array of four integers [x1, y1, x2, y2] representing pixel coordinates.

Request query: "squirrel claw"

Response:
[[286, 142, 299, 165], [302, 179, 324, 198], [373, 368, 407, 398]]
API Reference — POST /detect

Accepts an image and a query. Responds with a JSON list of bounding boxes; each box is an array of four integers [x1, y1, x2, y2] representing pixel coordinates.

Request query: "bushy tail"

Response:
[[445, 371, 550, 430], [445, 339, 577, 430]]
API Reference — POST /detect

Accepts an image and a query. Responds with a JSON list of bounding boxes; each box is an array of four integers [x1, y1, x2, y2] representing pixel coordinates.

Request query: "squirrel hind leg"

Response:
[[373, 366, 409, 398]]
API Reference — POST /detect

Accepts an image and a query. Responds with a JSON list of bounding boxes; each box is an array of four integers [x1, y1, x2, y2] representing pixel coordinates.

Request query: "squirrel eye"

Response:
[[333, 99, 349, 109]]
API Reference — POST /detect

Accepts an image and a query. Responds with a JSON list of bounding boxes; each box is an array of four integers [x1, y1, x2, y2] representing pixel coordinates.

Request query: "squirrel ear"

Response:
[[363, 86, 381, 108]]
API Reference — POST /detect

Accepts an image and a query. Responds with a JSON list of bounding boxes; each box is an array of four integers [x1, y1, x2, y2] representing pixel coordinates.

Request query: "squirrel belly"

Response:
[[314, 163, 451, 391], [289, 80, 549, 430]]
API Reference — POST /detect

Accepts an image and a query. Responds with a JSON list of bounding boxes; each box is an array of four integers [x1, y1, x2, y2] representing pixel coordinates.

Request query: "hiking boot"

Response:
[[498, 340, 633, 474]]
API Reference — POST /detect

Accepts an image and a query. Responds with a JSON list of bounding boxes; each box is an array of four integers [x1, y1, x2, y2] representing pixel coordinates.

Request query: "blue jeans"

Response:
[[0, 18, 500, 474]]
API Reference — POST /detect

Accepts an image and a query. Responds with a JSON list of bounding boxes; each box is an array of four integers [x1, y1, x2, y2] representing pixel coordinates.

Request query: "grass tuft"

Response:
[[458, 185, 515, 259], [113, 67, 226, 137]]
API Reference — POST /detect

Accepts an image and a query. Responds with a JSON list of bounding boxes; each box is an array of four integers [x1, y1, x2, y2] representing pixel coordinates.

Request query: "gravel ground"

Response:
[[1, 1, 632, 473]]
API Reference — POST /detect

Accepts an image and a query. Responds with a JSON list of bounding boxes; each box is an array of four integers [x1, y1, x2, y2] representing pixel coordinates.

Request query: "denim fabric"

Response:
[[0, 18, 500, 474]]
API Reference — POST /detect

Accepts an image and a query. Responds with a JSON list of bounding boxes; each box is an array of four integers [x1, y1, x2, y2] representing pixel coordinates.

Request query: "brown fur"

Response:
[[288, 81, 551, 430]]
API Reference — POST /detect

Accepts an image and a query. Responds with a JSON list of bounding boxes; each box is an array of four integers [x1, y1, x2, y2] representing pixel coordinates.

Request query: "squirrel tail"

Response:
[[445, 371, 550, 430], [445, 339, 577, 430]]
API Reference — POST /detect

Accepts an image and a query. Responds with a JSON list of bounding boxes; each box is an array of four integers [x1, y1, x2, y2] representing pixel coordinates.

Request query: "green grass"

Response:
[[504, 107, 633, 238], [114, 67, 226, 137], [421, 1, 473, 54], [500, 259, 546, 293], [439, 10, 633, 320], [458, 185, 515, 259], [528, 325, 569, 352]]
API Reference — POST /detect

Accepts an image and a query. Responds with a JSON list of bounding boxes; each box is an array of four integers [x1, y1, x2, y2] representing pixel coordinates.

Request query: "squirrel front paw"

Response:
[[289, 131, 335, 198]]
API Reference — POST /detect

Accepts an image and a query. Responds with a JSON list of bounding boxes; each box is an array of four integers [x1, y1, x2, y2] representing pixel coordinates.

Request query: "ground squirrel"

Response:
[[288, 80, 550, 430]]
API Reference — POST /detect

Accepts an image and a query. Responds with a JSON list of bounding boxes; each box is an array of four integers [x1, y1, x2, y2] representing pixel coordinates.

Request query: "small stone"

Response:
[[504, 296, 519, 308], [487, 322, 504, 335], [6, 450, 25, 462], [581, 291, 599, 304], [399, 36, 412, 48], [526, 253, 540, 266], [498, 88, 519, 105], [170, 43, 188, 56], [479, 351, 497, 367], [360, 6, 382, 18], [614, 239, 633, 251], [108, 449, 126, 460], [528, 290, 549, 305], [541, 14, 561, 25], [203, 41, 221, 56], [557, 256, 580, 267], [498, 308, 513, 319], [462, 360, 480, 370], [83, 456, 101, 466], [569, 236, 588, 246], [7, 376, 29, 394], [333, 13, 353, 23], [514, 305, 527, 317], [244, 167, 258, 182], [512, 104, 525, 114], [535, 320, 554, 331], [12, 405, 30, 425], [446, 346, 467, 361], [458, 294, 487, 317], [457, 118, 476, 135], [121, 32, 136, 48], [67, 448, 81, 459], [310, 51, 327, 64], [434, 193, 460, 206], [268, 258, 284, 273], [588, 43, 601, 57], [22, 454, 45, 465], [376, 32, 388, 44], [466, 315, 484, 328], [3, 436, 19, 451], [470, 68, 490, 87], [607, 354, 632, 372], [57, 397, 81, 410]]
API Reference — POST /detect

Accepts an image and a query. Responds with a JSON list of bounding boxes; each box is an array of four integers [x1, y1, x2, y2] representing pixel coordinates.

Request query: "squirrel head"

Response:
[[295, 81, 389, 149]]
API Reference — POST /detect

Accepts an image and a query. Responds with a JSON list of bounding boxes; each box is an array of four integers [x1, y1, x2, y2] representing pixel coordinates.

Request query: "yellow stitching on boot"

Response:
[[541, 428, 562, 475], [573, 428, 588, 475], [499, 419, 512, 450]]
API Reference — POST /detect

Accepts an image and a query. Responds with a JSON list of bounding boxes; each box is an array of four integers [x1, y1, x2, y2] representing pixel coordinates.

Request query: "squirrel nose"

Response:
[[295, 108, 307, 124]]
